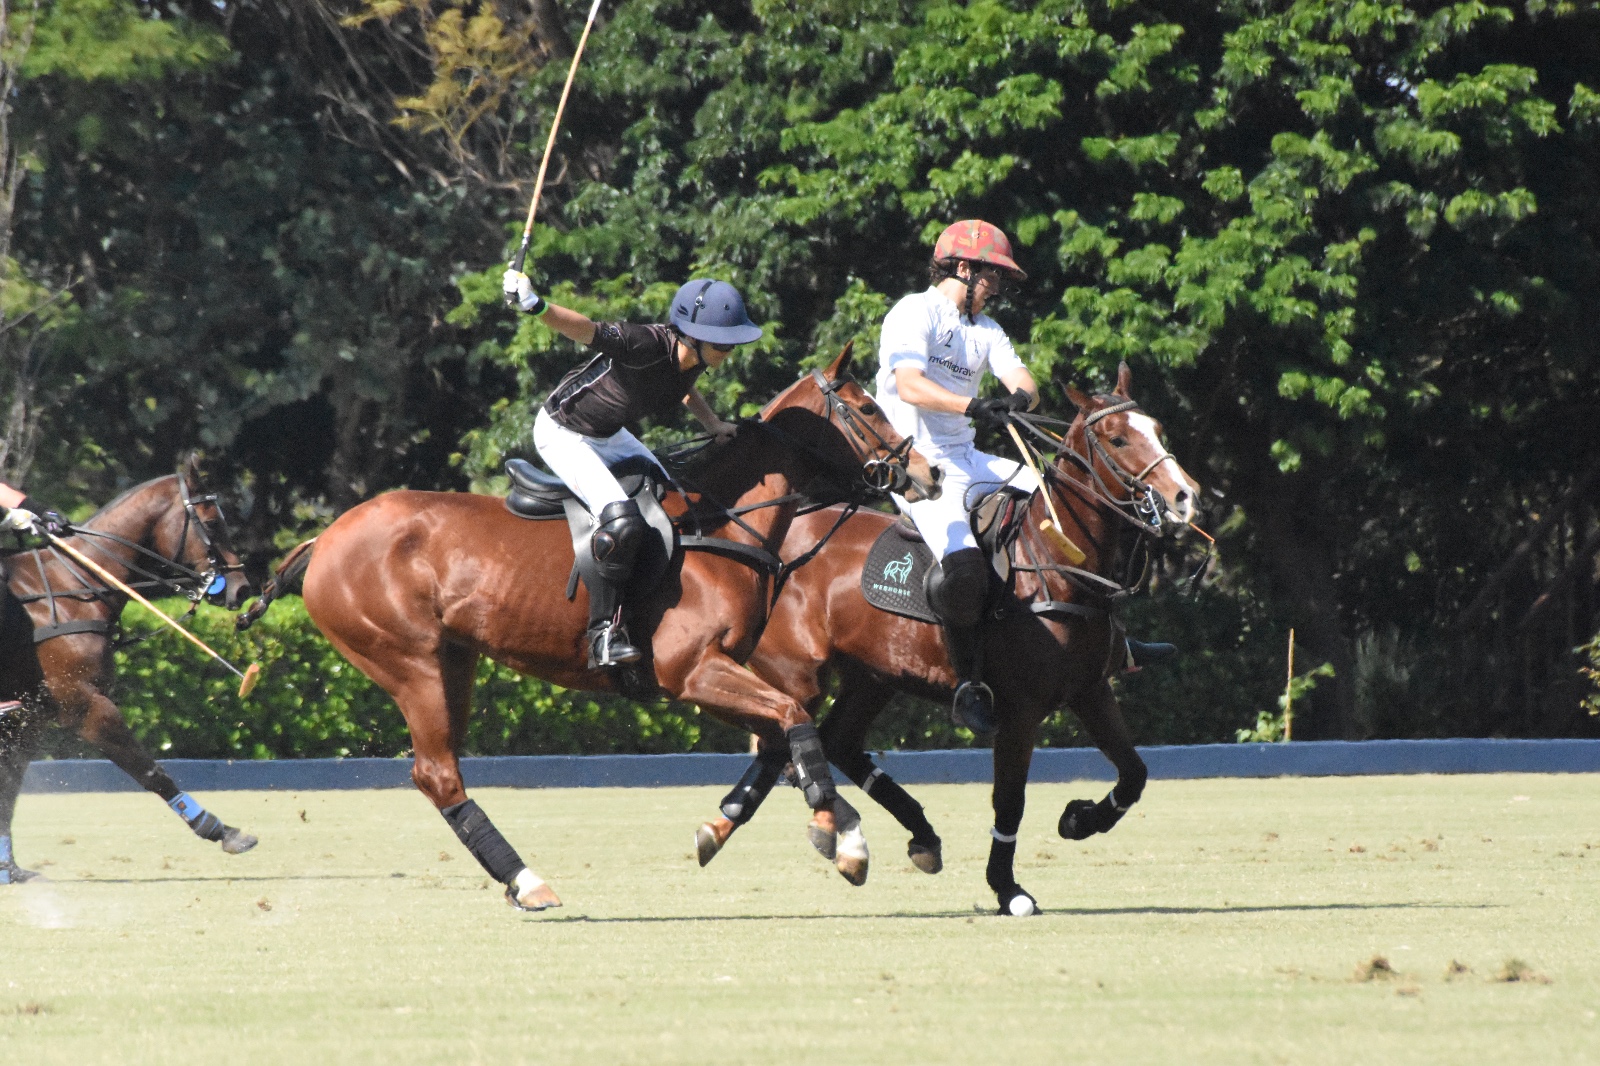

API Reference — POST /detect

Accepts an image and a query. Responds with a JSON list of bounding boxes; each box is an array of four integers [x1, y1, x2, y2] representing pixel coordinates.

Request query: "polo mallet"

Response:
[[505, 0, 604, 291], [1005, 420, 1088, 565], [45, 532, 262, 698]]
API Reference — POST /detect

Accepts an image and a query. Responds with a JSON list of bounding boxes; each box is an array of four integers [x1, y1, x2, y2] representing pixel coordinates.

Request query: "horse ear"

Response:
[[180, 451, 205, 485], [1115, 361, 1133, 398], [1064, 384, 1093, 411], [824, 340, 855, 380]]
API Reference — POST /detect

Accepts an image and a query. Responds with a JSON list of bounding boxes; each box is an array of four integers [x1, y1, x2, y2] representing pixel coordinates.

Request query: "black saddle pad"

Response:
[[861, 524, 940, 624]]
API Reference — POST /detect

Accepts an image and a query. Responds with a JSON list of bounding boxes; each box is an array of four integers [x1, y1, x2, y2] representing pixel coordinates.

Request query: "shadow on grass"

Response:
[[535, 901, 1497, 924]]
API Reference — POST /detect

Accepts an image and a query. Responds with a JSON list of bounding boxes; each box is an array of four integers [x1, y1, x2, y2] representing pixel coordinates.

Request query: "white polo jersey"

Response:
[[875, 287, 1024, 454]]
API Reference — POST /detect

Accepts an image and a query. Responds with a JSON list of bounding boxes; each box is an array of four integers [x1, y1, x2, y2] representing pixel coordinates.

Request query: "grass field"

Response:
[[3, 775, 1598, 1064]]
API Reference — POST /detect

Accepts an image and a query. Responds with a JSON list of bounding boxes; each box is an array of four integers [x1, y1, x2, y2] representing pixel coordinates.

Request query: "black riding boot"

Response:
[[943, 623, 995, 734], [926, 547, 996, 734], [587, 499, 647, 669]]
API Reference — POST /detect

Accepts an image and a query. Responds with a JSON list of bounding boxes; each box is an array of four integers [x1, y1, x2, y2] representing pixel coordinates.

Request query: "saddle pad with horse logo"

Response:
[[860, 523, 939, 624]]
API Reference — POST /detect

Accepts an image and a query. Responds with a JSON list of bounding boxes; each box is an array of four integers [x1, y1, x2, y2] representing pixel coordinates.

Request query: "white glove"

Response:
[[3, 508, 39, 533], [501, 269, 545, 314]]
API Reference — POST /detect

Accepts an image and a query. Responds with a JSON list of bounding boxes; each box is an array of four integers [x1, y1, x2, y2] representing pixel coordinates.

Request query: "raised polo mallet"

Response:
[[505, 0, 605, 287], [45, 532, 262, 698], [1006, 420, 1088, 566]]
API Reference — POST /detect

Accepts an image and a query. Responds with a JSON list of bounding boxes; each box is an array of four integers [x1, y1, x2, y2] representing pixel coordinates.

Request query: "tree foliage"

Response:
[[8, 0, 1600, 754]]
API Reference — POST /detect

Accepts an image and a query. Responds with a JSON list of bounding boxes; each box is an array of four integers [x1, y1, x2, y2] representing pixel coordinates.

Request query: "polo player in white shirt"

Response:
[[875, 220, 1174, 733]]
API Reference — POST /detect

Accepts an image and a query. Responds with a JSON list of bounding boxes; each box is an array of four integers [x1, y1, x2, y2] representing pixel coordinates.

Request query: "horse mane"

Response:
[[81, 473, 176, 528]]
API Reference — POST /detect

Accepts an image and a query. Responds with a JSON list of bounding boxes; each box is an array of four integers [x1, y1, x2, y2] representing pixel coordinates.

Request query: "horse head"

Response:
[[757, 342, 942, 503], [100, 454, 254, 610], [1062, 362, 1199, 531]]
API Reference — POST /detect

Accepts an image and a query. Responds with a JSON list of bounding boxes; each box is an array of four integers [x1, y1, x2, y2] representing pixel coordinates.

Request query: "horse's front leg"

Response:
[[67, 683, 257, 855], [986, 710, 1042, 916], [1057, 679, 1147, 841], [677, 653, 868, 886]]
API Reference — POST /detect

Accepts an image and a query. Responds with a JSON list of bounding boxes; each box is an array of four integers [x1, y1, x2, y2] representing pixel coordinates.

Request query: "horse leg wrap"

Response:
[[985, 829, 1020, 897], [169, 792, 226, 842], [1059, 783, 1139, 840], [851, 763, 939, 849], [441, 799, 526, 885], [719, 750, 786, 825], [785, 723, 837, 811]]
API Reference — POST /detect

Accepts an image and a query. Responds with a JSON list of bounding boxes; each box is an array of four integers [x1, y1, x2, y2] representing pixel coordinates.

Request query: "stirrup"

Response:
[[951, 680, 996, 734], [589, 623, 642, 668]]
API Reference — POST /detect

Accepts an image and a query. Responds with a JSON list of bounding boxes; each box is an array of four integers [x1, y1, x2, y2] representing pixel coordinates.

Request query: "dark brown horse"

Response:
[[269, 347, 939, 910], [0, 458, 257, 883], [699, 363, 1202, 914]]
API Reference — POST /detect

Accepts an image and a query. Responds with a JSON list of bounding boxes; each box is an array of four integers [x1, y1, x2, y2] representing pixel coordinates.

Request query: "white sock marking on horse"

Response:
[[990, 827, 1017, 844], [512, 868, 547, 896], [838, 823, 869, 861]]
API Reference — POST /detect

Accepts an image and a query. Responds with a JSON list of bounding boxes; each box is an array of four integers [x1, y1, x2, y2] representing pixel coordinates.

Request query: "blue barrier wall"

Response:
[[19, 738, 1600, 793]]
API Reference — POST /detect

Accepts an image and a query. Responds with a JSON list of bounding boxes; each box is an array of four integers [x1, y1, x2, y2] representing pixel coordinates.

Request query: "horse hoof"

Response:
[[806, 821, 837, 861], [998, 890, 1040, 917], [506, 882, 562, 912], [0, 862, 44, 885], [908, 842, 943, 874], [1058, 799, 1099, 841], [836, 823, 870, 886], [221, 827, 258, 855], [695, 822, 726, 867]]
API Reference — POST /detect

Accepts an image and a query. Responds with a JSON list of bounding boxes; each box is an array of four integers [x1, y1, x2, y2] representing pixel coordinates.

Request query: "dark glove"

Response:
[[21, 496, 68, 535], [1003, 389, 1035, 412], [964, 395, 1012, 428]]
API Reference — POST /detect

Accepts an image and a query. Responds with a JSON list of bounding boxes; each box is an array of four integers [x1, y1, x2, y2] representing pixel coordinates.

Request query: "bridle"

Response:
[[809, 368, 919, 496], [1025, 400, 1175, 537], [175, 469, 248, 602]]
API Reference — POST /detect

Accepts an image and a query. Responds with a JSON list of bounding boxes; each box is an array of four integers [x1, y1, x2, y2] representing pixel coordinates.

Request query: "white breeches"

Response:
[[533, 407, 662, 512], [893, 442, 1038, 559]]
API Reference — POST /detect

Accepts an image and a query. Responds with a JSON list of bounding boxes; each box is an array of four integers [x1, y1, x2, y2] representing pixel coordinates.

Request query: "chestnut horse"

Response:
[[270, 347, 939, 910], [699, 363, 1201, 914], [0, 459, 257, 883]]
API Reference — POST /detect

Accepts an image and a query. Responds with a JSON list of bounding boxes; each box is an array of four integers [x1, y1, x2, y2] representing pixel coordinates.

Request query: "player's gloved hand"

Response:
[[38, 510, 69, 536], [2, 508, 39, 534], [964, 395, 1013, 429], [501, 269, 547, 315], [1003, 388, 1036, 413]]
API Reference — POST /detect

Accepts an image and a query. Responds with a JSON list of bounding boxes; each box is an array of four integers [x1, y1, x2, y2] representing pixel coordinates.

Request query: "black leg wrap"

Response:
[[784, 723, 837, 811], [860, 767, 939, 848], [189, 811, 227, 843], [985, 835, 1020, 898], [1059, 784, 1138, 840], [441, 799, 526, 884], [719, 749, 786, 825]]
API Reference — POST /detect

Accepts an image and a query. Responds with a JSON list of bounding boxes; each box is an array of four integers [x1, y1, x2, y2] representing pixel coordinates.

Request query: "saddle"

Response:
[[503, 457, 678, 603], [859, 489, 1030, 625]]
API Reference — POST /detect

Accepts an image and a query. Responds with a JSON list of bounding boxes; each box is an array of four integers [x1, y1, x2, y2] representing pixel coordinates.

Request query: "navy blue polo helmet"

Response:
[[668, 279, 764, 346]]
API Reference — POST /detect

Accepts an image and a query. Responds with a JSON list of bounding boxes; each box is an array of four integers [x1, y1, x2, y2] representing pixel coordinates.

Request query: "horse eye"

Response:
[[1110, 436, 1127, 448], [860, 403, 878, 416]]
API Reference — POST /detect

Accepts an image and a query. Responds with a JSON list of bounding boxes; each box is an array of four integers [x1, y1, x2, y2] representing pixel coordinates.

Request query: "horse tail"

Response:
[[235, 538, 318, 631]]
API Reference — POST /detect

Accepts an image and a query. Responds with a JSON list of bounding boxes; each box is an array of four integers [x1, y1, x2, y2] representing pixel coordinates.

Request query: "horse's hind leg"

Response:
[[819, 671, 943, 874], [72, 689, 258, 855], [340, 639, 559, 912], [1057, 680, 1147, 841]]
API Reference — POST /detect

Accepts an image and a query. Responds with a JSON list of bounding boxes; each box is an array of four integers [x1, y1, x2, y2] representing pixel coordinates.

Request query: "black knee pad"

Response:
[[925, 547, 989, 628], [442, 798, 526, 884], [785, 722, 837, 811], [591, 500, 647, 582]]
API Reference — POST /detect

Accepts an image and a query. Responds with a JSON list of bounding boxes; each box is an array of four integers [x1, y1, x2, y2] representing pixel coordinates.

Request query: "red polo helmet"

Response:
[[932, 220, 1027, 281]]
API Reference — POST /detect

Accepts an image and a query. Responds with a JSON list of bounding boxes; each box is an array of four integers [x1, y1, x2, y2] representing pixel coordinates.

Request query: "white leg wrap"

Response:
[[990, 826, 1018, 844]]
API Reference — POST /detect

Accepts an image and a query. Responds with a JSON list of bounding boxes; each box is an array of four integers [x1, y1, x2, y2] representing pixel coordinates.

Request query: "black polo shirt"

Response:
[[542, 322, 707, 438]]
